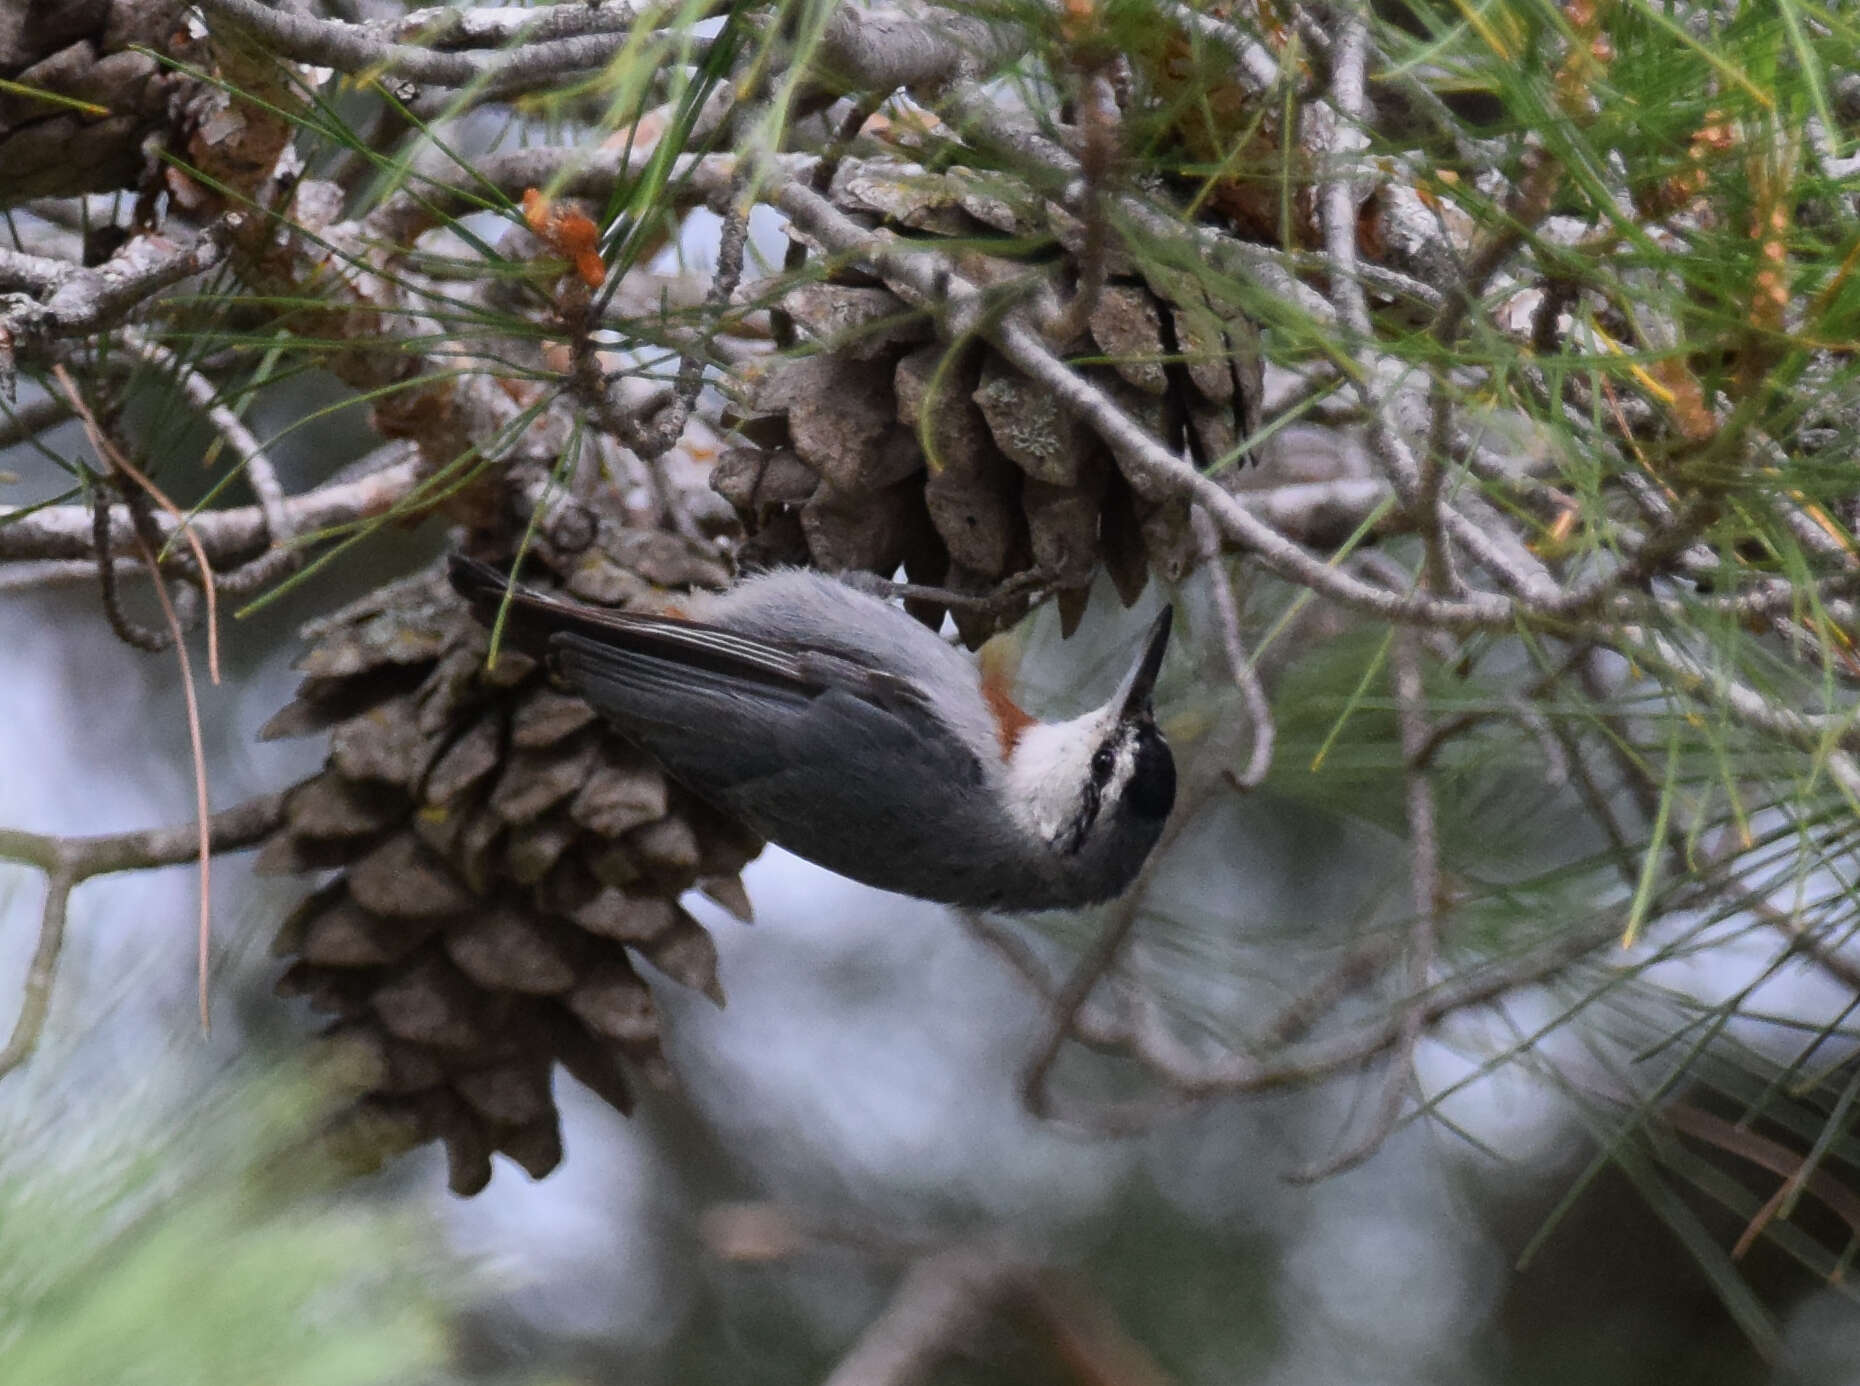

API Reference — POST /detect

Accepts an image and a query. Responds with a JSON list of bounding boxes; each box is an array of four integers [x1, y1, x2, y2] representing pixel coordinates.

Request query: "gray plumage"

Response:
[[449, 556, 1175, 911]]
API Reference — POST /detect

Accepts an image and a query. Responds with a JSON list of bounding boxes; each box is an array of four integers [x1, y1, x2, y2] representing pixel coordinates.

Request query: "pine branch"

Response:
[[0, 794, 287, 1080]]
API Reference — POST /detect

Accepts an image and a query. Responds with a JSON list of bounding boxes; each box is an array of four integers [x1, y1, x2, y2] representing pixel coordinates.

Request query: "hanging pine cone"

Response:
[[260, 524, 760, 1195], [714, 156, 1265, 647], [0, 0, 206, 208]]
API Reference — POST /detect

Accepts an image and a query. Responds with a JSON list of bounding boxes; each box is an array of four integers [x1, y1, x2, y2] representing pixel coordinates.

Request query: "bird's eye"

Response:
[[1090, 746, 1115, 780]]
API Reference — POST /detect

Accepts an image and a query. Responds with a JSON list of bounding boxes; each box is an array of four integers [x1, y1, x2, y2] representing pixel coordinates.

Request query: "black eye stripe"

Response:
[[1064, 732, 1162, 854], [1061, 778, 1103, 855]]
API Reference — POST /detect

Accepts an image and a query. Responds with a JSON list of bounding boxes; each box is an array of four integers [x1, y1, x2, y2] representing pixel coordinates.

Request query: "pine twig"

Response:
[[0, 794, 286, 1078], [51, 365, 222, 685], [1193, 507, 1274, 789], [90, 478, 171, 653], [1287, 629, 1442, 1182], [118, 331, 296, 559]]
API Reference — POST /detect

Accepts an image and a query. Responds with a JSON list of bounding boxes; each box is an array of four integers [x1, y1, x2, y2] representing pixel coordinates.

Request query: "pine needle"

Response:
[[51, 365, 222, 685], [52, 366, 219, 1031]]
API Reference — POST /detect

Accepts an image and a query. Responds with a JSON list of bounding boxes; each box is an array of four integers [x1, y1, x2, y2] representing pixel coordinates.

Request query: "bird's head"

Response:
[[999, 606, 1177, 903]]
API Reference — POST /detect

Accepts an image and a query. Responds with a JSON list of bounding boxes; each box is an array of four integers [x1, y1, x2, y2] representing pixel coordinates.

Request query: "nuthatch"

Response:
[[449, 555, 1175, 911]]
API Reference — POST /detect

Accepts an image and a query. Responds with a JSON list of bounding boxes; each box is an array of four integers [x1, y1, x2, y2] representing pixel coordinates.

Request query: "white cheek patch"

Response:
[[1001, 710, 1122, 846]]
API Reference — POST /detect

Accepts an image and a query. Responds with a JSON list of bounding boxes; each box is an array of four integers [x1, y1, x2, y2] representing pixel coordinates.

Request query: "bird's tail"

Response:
[[446, 554, 650, 658]]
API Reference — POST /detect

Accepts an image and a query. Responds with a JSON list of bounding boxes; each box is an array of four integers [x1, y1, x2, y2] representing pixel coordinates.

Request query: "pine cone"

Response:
[[261, 527, 760, 1195], [0, 1, 200, 208], [715, 157, 1264, 646]]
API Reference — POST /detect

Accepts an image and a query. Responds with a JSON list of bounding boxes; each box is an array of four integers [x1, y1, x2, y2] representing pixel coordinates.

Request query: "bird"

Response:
[[448, 554, 1176, 911]]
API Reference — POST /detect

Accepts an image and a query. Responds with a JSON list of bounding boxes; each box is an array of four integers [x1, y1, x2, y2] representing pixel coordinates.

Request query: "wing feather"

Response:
[[450, 554, 913, 705], [550, 633, 814, 715], [451, 555, 965, 791]]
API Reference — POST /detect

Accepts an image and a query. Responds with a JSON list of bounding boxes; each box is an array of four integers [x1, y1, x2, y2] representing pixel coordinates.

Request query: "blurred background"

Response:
[[5, 401, 1859, 1383]]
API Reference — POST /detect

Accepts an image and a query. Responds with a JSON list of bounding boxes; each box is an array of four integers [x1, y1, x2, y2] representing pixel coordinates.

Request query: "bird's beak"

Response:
[[1116, 605, 1173, 722]]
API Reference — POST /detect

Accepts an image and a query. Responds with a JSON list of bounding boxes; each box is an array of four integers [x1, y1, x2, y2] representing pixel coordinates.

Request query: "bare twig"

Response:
[[1621, 626, 1860, 788], [706, 1202, 1174, 1386], [954, 910, 1142, 1056], [0, 448, 422, 569], [116, 331, 296, 556], [0, 390, 70, 448], [1410, 650, 1586, 779], [0, 246, 75, 295], [1747, 894, 1860, 994], [1016, 733, 1231, 1121], [1414, 692, 1570, 786], [1287, 629, 1442, 1181], [1016, 821, 1185, 1121], [607, 179, 751, 531], [821, 1249, 1012, 1386], [366, 143, 813, 246], [980, 901, 1623, 1135], [849, 565, 1054, 618], [1413, 143, 1565, 596], [1260, 930, 1406, 1047], [390, 3, 647, 47], [91, 478, 171, 653], [1158, 0, 1280, 94], [1192, 507, 1274, 788], [572, 178, 750, 536], [0, 560, 127, 593], [2, 221, 235, 362], [51, 366, 222, 685], [0, 864, 74, 1084], [1568, 656, 1860, 996], [1045, 67, 1118, 346], [0, 794, 286, 1079], [809, 5, 1024, 98], [1307, 11, 1464, 596], [197, 0, 676, 91], [1314, 16, 1372, 344]]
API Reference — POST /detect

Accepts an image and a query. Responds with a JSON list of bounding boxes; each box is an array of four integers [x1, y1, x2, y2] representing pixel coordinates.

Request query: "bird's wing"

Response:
[[449, 556, 953, 784], [551, 629, 984, 797], [553, 611, 825, 695], [451, 554, 816, 686], [451, 558, 1020, 897]]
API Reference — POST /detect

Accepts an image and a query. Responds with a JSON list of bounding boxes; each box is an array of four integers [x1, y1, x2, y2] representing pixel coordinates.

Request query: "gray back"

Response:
[[697, 570, 1003, 765], [552, 570, 1093, 907]]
